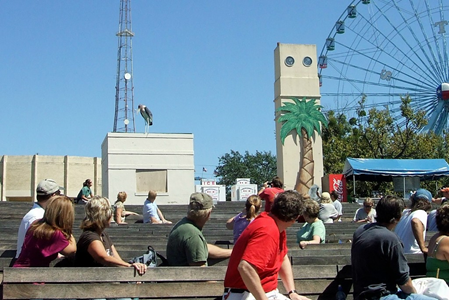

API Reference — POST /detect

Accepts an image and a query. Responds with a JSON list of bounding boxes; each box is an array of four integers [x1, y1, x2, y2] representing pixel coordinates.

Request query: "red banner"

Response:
[[327, 174, 347, 202]]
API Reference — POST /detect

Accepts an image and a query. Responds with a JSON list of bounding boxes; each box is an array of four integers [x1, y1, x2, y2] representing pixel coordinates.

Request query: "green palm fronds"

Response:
[[276, 97, 328, 144]]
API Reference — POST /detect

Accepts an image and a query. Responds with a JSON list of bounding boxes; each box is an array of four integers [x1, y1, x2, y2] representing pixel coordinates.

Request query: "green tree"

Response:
[[214, 150, 277, 199], [322, 110, 353, 174], [276, 97, 328, 194], [322, 95, 449, 197]]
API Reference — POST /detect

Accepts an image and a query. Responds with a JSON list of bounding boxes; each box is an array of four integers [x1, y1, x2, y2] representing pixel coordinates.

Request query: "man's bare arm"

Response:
[[411, 217, 427, 254]]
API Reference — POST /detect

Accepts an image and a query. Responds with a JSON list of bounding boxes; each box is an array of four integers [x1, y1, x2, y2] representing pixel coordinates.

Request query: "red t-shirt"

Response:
[[259, 187, 284, 212], [13, 229, 69, 267], [224, 212, 288, 292]]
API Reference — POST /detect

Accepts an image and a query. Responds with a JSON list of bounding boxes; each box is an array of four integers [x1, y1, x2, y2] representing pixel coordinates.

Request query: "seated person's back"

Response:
[[226, 195, 262, 244], [143, 190, 171, 224], [318, 192, 338, 223]]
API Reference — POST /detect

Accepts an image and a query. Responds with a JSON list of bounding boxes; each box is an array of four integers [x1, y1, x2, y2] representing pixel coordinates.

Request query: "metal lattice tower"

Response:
[[113, 0, 135, 132]]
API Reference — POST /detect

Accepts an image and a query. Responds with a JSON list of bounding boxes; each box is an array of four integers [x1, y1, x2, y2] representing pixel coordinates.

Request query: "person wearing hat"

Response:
[[223, 191, 310, 300], [15, 179, 61, 259], [165, 192, 232, 266], [318, 192, 339, 224], [394, 189, 433, 255]]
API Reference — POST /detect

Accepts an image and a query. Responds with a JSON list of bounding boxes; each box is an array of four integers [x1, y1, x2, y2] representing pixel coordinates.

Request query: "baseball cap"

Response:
[[189, 192, 214, 210], [413, 188, 432, 202], [36, 179, 61, 196], [321, 192, 331, 201]]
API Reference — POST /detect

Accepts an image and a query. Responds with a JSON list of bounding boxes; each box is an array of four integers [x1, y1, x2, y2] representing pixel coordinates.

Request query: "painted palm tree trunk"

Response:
[[295, 128, 314, 193], [277, 97, 327, 194]]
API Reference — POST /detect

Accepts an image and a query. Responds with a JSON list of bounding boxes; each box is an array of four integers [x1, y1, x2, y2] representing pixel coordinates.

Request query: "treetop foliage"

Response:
[[214, 150, 277, 191]]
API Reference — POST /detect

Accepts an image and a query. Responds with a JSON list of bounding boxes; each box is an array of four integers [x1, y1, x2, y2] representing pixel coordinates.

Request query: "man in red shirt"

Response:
[[223, 191, 310, 300], [258, 176, 284, 212]]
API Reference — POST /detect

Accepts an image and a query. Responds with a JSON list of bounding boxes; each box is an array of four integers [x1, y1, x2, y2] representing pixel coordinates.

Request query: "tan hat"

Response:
[[321, 192, 331, 201], [189, 192, 214, 210]]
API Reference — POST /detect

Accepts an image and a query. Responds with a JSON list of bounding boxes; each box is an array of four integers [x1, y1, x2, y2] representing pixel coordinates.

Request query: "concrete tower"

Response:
[[274, 43, 323, 191]]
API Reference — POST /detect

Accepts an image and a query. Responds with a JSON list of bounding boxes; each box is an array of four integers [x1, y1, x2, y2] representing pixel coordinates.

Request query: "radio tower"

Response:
[[113, 0, 135, 132]]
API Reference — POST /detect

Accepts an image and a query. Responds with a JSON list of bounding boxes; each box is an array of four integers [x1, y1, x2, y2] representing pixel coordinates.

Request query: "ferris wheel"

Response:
[[318, 0, 449, 135]]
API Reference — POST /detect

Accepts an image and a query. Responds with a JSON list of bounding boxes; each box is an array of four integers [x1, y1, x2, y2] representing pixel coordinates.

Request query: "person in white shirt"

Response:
[[142, 190, 172, 224], [330, 190, 343, 222], [394, 188, 432, 255], [15, 179, 62, 259]]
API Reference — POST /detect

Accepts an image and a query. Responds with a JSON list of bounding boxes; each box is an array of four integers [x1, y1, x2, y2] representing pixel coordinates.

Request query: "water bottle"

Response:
[[335, 285, 346, 300]]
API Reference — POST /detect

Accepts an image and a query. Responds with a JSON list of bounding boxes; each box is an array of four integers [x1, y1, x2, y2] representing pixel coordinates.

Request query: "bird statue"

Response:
[[137, 104, 153, 134]]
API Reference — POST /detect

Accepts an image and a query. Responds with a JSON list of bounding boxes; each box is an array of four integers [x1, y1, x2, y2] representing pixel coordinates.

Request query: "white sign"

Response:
[[203, 187, 219, 202], [236, 178, 250, 185], [240, 187, 256, 200]]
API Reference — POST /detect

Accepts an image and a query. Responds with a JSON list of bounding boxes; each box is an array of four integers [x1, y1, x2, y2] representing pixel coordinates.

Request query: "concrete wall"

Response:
[[102, 132, 195, 206], [274, 43, 324, 191], [0, 155, 101, 202]]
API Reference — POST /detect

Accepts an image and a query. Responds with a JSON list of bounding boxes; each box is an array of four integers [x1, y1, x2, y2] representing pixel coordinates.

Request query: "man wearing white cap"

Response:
[[166, 192, 232, 266], [15, 179, 61, 259]]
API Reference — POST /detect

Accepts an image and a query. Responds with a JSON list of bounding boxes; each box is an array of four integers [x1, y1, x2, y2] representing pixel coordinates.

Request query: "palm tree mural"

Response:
[[276, 97, 328, 194]]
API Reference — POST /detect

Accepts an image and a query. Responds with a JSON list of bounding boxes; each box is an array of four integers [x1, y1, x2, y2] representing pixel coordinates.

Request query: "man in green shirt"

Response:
[[166, 192, 231, 266]]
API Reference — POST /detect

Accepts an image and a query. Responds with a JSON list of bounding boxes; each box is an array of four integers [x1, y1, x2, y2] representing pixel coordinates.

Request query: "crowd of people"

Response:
[[10, 176, 449, 300]]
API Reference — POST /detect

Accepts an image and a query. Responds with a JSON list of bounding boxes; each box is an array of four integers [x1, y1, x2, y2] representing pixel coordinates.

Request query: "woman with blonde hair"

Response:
[[14, 195, 76, 267], [75, 196, 147, 275], [113, 191, 138, 225], [226, 195, 262, 243], [318, 192, 339, 223]]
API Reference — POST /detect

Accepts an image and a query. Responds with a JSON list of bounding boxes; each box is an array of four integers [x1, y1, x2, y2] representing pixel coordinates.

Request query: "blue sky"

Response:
[[0, 1, 348, 179]]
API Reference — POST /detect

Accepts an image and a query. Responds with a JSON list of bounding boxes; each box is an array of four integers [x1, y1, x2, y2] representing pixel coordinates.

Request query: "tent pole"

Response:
[[353, 174, 356, 201], [403, 177, 406, 200]]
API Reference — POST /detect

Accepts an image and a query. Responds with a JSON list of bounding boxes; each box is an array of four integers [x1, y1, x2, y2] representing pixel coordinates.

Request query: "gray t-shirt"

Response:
[[353, 207, 377, 222]]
